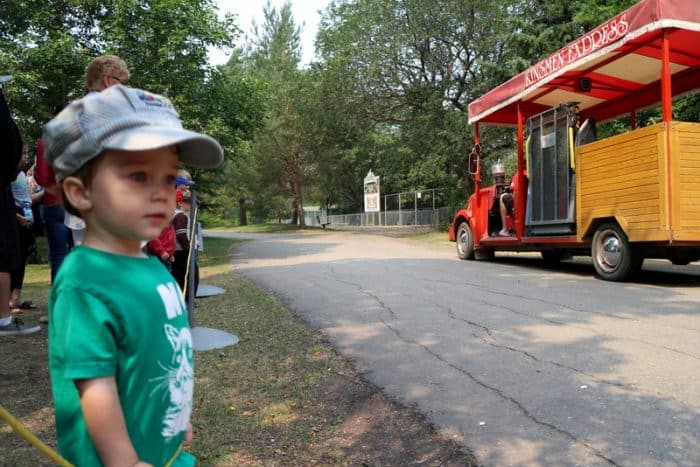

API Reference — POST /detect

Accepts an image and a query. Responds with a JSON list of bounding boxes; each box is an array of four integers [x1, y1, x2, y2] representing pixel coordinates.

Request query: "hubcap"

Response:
[[598, 232, 621, 271], [458, 229, 467, 253]]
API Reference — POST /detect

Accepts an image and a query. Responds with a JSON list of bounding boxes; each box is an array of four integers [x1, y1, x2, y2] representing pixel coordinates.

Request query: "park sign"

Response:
[[364, 169, 380, 213]]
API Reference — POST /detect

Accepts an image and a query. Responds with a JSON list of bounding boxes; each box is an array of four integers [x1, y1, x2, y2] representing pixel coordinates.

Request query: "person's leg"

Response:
[[172, 250, 187, 292], [0, 200, 39, 334], [43, 205, 69, 282], [0, 272, 11, 321], [9, 227, 32, 308], [193, 260, 200, 301], [0, 198, 20, 320], [499, 193, 513, 236]]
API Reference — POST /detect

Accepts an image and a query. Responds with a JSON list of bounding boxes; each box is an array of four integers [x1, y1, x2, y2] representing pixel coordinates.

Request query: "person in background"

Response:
[[26, 163, 45, 236], [0, 78, 40, 335], [498, 170, 528, 236], [174, 169, 200, 301], [9, 144, 39, 312], [64, 54, 133, 247], [35, 114, 71, 282], [172, 188, 198, 303], [147, 217, 176, 272], [84, 54, 130, 93], [175, 171, 194, 192], [44, 85, 223, 466]]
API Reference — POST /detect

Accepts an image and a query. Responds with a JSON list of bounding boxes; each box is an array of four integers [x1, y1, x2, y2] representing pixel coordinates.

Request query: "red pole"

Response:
[[474, 122, 481, 183], [661, 30, 674, 233], [661, 31, 672, 122], [516, 103, 525, 236]]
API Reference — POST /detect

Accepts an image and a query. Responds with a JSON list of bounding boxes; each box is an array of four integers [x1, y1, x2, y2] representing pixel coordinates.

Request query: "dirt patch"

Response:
[[311, 369, 473, 466]]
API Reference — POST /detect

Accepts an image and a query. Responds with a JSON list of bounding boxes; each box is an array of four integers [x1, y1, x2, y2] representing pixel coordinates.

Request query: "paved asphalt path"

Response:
[[206, 229, 700, 466]]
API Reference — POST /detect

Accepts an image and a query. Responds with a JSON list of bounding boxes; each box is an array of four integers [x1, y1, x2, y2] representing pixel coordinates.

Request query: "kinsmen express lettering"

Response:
[[525, 14, 629, 87]]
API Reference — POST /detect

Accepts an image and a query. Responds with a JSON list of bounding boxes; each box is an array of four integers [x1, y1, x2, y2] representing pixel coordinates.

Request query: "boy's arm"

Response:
[[173, 214, 190, 252], [75, 377, 152, 467], [146, 236, 165, 258]]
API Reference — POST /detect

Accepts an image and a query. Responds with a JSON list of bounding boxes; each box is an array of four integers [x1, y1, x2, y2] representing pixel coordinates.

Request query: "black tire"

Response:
[[456, 221, 474, 260], [592, 222, 643, 281]]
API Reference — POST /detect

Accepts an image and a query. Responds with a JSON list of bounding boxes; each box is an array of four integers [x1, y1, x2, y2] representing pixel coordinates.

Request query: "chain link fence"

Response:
[[324, 206, 457, 227], [310, 188, 458, 228]]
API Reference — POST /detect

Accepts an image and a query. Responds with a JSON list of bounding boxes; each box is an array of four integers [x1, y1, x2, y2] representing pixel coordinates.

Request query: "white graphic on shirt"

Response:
[[150, 324, 194, 439], [157, 283, 186, 319]]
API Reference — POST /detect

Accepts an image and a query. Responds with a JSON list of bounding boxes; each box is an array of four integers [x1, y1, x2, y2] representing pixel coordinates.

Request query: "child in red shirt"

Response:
[[146, 223, 175, 271]]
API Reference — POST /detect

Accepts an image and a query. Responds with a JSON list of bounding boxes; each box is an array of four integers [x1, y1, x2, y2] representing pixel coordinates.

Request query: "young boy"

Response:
[[43, 84, 223, 466], [172, 188, 198, 302]]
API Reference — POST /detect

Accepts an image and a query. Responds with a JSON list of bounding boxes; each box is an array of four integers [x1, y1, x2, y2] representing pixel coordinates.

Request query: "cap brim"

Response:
[[176, 177, 195, 186], [103, 126, 223, 168]]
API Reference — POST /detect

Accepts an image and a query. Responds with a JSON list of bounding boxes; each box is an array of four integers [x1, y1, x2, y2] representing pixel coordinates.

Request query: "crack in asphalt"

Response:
[[332, 276, 398, 320], [425, 274, 700, 334], [470, 298, 700, 361], [422, 279, 700, 362], [437, 302, 700, 410], [379, 316, 620, 466], [327, 268, 700, 410], [329, 274, 620, 464], [437, 303, 631, 389]]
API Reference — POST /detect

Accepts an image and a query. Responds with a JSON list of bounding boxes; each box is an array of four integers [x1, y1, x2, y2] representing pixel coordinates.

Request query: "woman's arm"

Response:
[[75, 377, 152, 467]]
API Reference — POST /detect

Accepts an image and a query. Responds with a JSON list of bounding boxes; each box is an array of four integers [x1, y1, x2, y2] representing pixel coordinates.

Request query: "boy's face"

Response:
[[71, 146, 179, 254]]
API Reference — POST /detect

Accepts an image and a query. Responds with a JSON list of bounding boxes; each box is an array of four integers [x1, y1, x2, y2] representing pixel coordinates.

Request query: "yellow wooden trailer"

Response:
[[449, 0, 700, 280]]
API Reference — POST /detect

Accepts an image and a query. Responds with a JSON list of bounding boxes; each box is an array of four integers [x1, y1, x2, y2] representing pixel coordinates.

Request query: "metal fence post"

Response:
[[414, 191, 418, 226], [383, 194, 386, 226]]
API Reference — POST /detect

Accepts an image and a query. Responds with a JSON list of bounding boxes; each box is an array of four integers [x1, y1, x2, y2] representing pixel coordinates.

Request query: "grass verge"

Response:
[[408, 230, 452, 246], [207, 224, 306, 234], [1, 236, 474, 466]]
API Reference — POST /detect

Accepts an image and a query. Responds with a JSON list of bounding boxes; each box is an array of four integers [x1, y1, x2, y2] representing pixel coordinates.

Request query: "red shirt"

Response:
[[34, 138, 60, 206], [147, 224, 176, 258]]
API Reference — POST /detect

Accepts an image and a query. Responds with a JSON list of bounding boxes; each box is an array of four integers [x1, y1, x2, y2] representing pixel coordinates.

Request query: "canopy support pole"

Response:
[[516, 103, 525, 237], [661, 31, 672, 122], [661, 30, 674, 235]]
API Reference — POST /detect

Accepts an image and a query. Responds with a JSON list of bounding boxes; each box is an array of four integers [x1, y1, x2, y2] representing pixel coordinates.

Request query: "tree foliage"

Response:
[[231, 1, 312, 226], [0, 0, 266, 211], [4, 0, 695, 224]]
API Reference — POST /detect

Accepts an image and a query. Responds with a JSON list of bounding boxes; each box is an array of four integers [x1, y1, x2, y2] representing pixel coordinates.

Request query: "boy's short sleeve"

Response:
[[52, 288, 121, 380]]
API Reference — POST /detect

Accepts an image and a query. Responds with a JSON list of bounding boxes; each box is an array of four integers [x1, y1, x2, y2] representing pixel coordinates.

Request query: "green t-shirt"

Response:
[[48, 246, 194, 466]]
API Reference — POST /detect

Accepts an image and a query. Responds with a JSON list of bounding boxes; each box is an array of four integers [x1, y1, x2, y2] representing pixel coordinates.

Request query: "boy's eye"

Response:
[[165, 175, 177, 186], [129, 172, 148, 183]]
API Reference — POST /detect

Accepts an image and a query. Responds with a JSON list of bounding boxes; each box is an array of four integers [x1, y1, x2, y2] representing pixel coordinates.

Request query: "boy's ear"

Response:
[[62, 176, 92, 212]]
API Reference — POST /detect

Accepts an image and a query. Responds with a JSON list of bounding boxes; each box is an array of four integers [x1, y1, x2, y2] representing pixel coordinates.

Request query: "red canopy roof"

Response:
[[468, 0, 700, 125]]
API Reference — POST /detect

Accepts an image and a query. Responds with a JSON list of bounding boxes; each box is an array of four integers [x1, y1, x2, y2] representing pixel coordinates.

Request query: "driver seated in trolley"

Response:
[[494, 163, 527, 236]]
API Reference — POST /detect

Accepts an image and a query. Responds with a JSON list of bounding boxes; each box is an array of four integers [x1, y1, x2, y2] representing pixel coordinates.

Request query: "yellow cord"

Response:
[[182, 202, 198, 295], [164, 443, 183, 467], [0, 404, 73, 466]]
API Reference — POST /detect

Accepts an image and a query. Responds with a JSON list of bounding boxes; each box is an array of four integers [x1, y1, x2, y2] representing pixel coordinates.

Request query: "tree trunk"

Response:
[[294, 178, 305, 229], [291, 200, 298, 225], [239, 197, 247, 226]]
